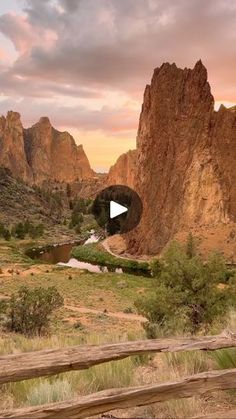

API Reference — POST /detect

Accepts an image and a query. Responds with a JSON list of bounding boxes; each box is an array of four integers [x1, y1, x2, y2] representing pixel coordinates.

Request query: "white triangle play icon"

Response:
[[110, 201, 128, 219]]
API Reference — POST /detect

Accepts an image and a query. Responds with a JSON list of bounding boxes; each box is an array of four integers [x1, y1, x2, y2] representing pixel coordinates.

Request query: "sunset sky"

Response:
[[0, 0, 236, 171]]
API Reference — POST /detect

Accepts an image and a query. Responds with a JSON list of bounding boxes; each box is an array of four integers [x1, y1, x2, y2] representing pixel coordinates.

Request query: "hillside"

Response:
[[0, 167, 67, 226]]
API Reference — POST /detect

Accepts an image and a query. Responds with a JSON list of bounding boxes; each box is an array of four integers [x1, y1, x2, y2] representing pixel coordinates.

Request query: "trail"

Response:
[[102, 238, 150, 263], [65, 304, 147, 323], [0, 293, 146, 323]]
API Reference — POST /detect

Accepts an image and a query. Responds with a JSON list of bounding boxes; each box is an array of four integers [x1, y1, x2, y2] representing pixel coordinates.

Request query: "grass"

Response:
[[0, 332, 141, 408], [0, 237, 235, 416], [0, 267, 153, 312], [72, 243, 150, 272], [212, 310, 236, 370]]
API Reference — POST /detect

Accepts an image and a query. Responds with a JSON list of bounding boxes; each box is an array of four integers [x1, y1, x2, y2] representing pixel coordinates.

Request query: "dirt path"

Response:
[[65, 304, 147, 323], [0, 293, 146, 323], [102, 238, 150, 263]]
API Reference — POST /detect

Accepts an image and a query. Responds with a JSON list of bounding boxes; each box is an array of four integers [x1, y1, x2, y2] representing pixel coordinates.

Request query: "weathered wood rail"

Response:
[[0, 333, 236, 384], [0, 332, 236, 419]]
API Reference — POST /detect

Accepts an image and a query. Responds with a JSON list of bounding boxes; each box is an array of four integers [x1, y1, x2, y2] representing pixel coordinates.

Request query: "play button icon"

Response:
[[92, 185, 143, 236], [110, 201, 128, 219]]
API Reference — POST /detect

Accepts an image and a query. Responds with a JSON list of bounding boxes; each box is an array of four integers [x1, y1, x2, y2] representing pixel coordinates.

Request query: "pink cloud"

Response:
[[0, 12, 57, 55]]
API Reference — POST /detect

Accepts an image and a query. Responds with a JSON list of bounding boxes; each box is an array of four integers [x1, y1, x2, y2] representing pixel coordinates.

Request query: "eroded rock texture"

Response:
[[125, 61, 236, 255], [107, 149, 137, 188], [24, 117, 94, 184], [0, 113, 94, 185]]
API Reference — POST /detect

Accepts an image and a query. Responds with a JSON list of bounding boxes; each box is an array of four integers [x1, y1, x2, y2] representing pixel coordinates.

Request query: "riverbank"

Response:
[[71, 242, 150, 275]]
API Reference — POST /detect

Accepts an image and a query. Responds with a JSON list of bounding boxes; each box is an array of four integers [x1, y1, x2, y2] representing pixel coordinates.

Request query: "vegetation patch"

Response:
[[136, 236, 236, 337], [71, 243, 150, 274]]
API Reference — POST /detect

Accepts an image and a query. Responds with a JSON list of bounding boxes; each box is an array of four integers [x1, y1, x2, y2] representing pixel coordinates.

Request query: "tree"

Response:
[[186, 232, 196, 259], [66, 183, 72, 198], [8, 286, 63, 336], [135, 241, 236, 337]]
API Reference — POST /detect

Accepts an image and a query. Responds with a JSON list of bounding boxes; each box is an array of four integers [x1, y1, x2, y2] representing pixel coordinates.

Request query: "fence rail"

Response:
[[0, 331, 236, 418], [1, 368, 236, 419], [0, 332, 235, 385]]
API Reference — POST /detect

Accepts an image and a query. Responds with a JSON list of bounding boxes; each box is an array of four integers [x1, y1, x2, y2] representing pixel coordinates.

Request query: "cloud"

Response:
[[0, 11, 57, 55], [0, 96, 139, 134], [0, 0, 236, 139], [0, 0, 234, 101]]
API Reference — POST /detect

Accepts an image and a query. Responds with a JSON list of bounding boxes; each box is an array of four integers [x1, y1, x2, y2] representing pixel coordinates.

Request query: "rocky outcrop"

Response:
[[24, 117, 94, 184], [0, 111, 32, 181], [107, 149, 137, 188], [126, 60, 236, 255], [0, 112, 94, 185]]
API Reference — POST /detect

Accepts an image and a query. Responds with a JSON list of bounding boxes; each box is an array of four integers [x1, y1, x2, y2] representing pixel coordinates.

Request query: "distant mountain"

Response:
[[0, 112, 94, 185]]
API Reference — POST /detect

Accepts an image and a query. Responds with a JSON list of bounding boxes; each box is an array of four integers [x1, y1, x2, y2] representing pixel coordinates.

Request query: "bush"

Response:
[[135, 241, 236, 336], [2, 228, 11, 241], [13, 223, 25, 239], [0, 223, 11, 241], [7, 286, 63, 336]]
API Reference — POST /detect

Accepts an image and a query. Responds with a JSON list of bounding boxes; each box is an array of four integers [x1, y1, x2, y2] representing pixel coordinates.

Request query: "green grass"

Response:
[[72, 243, 150, 272], [213, 349, 236, 369], [0, 268, 153, 312]]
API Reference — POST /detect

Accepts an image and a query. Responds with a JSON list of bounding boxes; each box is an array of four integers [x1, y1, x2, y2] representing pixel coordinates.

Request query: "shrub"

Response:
[[7, 286, 63, 336], [13, 223, 26, 239], [150, 258, 163, 277], [135, 241, 236, 336], [2, 228, 11, 241]]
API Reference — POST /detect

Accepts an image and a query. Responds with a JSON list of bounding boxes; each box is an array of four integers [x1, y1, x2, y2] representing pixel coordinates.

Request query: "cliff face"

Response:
[[107, 149, 137, 188], [0, 113, 94, 185], [126, 61, 236, 255], [24, 117, 94, 184], [0, 112, 32, 181]]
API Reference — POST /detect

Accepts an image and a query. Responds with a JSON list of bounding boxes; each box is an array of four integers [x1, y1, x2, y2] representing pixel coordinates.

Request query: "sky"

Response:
[[0, 0, 236, 172]]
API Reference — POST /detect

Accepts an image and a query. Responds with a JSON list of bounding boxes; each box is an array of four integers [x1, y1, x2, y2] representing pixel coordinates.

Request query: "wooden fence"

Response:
[[0, 331, 236, 419]]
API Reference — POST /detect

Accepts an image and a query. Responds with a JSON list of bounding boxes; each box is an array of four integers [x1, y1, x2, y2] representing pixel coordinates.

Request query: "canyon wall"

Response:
[[125, 61, 236, 255], [0, 112, 94, 185], [0, 112, 32, 182], [107, 149, 137, 188]]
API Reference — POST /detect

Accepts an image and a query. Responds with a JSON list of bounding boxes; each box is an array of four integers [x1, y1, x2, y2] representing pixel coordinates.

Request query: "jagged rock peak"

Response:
[[38, 116, 52, 126], [6, 110, 21, 121], [125, 60, 236, 256], [0, 111, 94, 184]]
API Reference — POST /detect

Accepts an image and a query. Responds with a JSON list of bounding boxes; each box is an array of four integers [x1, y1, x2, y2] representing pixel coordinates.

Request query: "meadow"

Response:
[[0, 238, 235, 418]]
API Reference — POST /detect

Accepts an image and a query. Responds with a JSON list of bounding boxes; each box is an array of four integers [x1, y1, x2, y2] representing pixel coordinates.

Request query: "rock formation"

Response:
[[24, 117, 94, 184], [125, 60, 236, 256], [0, 112, 94, 185], [0, 111, 32, 182], [107, 149, 137, 188]]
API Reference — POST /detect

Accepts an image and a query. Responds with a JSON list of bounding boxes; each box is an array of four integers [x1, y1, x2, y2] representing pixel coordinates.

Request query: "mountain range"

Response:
[[1, 61, 236, 259], [0, 112, 94, 185]]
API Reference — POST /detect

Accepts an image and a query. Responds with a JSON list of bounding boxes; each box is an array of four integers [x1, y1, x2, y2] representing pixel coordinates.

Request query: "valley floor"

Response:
[[0, 238, 235, 418]]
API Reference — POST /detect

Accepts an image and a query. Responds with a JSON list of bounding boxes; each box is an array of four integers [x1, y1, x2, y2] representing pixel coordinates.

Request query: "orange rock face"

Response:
[[107, 149, 137, 188], [125, 61, 236, 255], [0, 113, 94, 185], [0, 111, 32, 182], [24, 117, 94, 184]]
